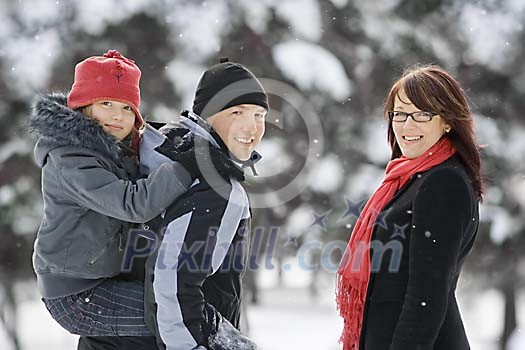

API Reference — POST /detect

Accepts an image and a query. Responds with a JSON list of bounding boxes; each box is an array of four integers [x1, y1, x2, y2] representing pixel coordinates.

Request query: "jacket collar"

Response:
[[29, 92, 125, 167]]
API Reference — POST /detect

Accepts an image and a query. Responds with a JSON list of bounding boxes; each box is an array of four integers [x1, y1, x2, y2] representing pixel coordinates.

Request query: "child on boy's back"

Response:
[[29, 50, 194, 342]]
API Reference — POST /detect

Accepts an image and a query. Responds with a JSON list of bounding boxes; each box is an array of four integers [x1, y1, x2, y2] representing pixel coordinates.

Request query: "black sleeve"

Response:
[[390, 169, 474, 350]]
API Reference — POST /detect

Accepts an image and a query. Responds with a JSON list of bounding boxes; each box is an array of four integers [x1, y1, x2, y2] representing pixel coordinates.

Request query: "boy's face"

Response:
[[207, 104, 267, 161], [84, 100, 136, 141]]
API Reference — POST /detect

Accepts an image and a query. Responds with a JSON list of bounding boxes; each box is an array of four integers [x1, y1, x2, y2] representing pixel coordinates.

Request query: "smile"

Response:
[[403, 135, 423, 141], [235, 137, 254, 145], [105, 124, 123, 130]]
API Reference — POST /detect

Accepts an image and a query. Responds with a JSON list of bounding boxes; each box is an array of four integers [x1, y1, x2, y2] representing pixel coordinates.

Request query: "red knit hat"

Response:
[[67, 50, 144, 130]]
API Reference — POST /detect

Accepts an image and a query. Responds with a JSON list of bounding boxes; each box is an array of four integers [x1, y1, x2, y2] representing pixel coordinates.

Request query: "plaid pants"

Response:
[[43, 279, 152, 336]]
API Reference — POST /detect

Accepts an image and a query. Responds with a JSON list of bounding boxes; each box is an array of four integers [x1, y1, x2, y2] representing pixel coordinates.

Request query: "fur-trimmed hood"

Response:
[[29, 92, 124, 168]]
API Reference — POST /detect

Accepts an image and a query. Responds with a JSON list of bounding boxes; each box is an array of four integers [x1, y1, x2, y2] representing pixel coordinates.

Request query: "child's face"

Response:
[[207, 104, 266, 161], [84, 100, 136, 141]]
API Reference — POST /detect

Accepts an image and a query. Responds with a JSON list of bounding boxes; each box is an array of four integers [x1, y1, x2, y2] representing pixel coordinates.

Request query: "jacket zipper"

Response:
[[89, 234, 119, 265]]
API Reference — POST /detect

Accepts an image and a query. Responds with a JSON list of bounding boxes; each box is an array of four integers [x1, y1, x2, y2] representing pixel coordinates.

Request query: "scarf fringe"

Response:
[[336, 273, 364, 350]]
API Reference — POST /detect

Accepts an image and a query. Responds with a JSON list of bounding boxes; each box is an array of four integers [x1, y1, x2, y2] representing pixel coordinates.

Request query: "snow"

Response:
[[0, 0, 523, 348], [17, 299, 79, 349], [238, 0, 322, 40], [484, 186, 504, 204], [12, 211, 41, 235], [150, 104, 180, 123], [0, 138, 33, 163], [507, 174, 525, 208], [415, 29, 458, 68], [475, 115, 506, 157], [506, 126, 525, 166], [0, 324, 15, 350], [248, 287, 342, 350], [355, 0, 401, 13], [512, 69, 525, 94], [328, 0, 348, 9], [74, 0, 150, 35], [508, 328, 525, 350], [459, 3, 522, 71], [475, 114, 525, 168], [360, 15, 409, 56], [345, 163, 384, 199], [166, 1, 230, 58], [488, 207, 520, 245], [458, 287, 505, 349], [0, 186, 16, 206], [237, 1, 272, 34], [273, 40, 353, 101], [354, 0, 417, 58], [165, 59, 205, 110], [274, 0, 322, 41], [255, 138, 293, 178], [13, 0, 60, 30], [353, 45, 374, 80], [7, 276, 525, 350], [308, 153, 344, 193], [0, 2, 14, 44], [362, 118, 391, 165], [3, 30, 61, 93], [286, 205, 313, 233]]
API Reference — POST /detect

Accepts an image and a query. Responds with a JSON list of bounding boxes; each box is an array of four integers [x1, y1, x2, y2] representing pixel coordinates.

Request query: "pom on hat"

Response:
[[104, 50, 125, 59], [67, 50, 144, 130]]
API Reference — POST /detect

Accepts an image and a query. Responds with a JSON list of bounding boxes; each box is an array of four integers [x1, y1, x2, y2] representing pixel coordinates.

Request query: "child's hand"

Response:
[[155, 135, 245, 182]]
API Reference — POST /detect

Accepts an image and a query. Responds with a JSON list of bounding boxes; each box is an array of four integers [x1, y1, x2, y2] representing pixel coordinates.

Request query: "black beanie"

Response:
[[192, 58, 269, 119]]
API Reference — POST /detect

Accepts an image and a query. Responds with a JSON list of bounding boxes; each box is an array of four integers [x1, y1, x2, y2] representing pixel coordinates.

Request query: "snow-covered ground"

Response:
[[1, 270, 524, 350]]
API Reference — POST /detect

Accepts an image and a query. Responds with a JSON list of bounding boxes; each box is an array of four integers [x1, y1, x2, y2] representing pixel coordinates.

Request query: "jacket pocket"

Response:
[[88, 232, 120, 265]]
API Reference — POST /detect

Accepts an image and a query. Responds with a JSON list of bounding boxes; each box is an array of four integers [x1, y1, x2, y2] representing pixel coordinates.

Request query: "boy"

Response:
[[145, 58, 268, 350]]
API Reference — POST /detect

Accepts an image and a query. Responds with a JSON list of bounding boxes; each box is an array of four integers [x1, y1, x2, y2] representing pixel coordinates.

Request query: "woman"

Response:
[[337, 65, 483, 350]]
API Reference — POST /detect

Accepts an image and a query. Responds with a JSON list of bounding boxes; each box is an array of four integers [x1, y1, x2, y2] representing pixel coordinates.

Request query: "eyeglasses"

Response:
[[387, 111, 438, 122]]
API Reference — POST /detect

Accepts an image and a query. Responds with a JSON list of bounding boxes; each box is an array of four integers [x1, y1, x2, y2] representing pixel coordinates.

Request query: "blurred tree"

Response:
[[0, 0, 523, 348]]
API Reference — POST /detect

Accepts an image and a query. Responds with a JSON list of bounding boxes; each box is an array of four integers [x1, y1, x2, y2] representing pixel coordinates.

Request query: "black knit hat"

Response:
[[192, 58, 269, 119]]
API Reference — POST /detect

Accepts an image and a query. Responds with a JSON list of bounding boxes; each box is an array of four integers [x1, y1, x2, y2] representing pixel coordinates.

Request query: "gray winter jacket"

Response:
[[29, 93, 192, 299]]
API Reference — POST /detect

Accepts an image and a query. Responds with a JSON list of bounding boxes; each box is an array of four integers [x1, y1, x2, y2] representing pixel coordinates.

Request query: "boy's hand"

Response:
[[208, 315, 258, 350]]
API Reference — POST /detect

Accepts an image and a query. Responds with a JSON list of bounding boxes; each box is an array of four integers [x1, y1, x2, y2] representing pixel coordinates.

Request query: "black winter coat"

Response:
[[360, 156, 479, 350], [143, 112, 258, 350]]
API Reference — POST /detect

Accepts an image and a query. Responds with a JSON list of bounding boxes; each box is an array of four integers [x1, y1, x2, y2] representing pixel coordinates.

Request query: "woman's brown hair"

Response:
[[384, 64, 484, 200]]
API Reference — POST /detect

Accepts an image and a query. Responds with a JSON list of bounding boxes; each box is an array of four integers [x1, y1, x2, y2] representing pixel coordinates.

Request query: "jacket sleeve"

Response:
[[389, 169, 475, 350], [54, 149, 192, 223], [152, 183, 249, 350]]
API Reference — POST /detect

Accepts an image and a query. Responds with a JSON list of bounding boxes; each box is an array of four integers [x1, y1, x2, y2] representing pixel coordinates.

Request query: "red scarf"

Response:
[[336, 138, 456, 349]]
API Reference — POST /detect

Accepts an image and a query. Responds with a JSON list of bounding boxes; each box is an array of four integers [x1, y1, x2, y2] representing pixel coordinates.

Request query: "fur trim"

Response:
[[29, 92, 123, 164]]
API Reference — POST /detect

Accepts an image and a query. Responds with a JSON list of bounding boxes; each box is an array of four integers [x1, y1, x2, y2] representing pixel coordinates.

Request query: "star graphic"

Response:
[[284, 232, 300, 247], [308, 209, 332, 231], [338, 196, 366, 222], [374, 207, 391, 230], [390, 223, 409, 239]]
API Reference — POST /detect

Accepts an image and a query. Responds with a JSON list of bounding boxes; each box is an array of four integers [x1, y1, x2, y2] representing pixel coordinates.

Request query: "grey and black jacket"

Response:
[[143, 111, 259, 350], [29, 93, 192, 299]]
